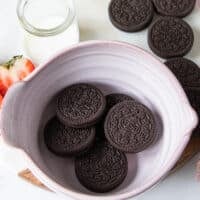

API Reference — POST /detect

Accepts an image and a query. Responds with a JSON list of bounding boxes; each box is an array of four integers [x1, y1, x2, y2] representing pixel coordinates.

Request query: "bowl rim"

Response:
[[23, 40, 194, 106], [25, 134, 191, 200], [2, 40, 198, 199]]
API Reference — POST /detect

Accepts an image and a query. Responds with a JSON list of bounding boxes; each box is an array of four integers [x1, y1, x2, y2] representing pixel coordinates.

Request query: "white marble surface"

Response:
[[0, 0, 200, 199]]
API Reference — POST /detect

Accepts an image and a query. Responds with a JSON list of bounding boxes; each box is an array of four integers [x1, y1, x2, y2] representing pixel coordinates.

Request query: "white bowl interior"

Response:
[[2, 42, 195, 198], [36, 83, 163, 195]]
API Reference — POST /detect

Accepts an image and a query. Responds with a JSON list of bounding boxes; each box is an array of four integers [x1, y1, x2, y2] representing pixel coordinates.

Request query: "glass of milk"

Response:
[[17, 0, 79, 65]]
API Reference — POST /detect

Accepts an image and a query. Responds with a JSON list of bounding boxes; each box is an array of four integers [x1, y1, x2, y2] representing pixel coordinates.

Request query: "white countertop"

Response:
[[0, 0, 200, 199]]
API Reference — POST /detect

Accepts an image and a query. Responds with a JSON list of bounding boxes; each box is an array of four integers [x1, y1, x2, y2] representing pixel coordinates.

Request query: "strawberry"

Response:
[[0, 55, 35, 97], [0, 93, 3, 107]]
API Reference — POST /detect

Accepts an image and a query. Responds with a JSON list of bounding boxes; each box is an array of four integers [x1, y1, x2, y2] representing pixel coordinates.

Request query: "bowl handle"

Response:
[[0, 82, 26, 149], [182, 103, 199, 137]]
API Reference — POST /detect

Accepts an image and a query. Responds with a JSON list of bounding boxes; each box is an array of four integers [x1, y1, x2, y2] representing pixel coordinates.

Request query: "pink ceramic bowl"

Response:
[[0, 41, 198, 200]]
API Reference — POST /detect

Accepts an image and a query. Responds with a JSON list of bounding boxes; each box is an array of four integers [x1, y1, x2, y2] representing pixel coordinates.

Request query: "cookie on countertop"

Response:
[[148, 17, 194, 58], [104, 100, 157, 153], [165, 57, 200, 90], [185, 89, 200, 136], [75, 141, 128, 193], [56, 83, 106, 128], [44, 117, 95, 156], [109, 0, 154, 32], [185, 90, 200, 115], [152, 0, 196, 18]]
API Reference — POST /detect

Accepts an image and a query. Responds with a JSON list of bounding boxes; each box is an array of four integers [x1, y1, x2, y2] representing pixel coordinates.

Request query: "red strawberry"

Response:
[[0, 55, 35, 97], [10, 56, 35, 81], [0, 93, 3, 107], [0, 66, 13, 96]]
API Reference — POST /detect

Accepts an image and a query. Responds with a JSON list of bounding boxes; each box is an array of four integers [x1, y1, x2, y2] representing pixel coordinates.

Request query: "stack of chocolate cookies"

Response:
[[108, 0, 196, 58], [44, 83, 157, 193], [109, 0, 200, 135]]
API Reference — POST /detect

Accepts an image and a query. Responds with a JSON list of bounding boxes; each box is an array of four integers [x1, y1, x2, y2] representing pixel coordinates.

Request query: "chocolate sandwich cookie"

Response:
[[165, 58, 200, 90], [75, 141, 128, 193], [106, 93, 135, 111], [185, 89, 200, 136], [95, 122, 106, 140], [96, 93, 135, 139], [56, 83, 106, 128], [109, 0, 154, 32], [44, 117, 95, 156], [152, 0, 196, 18], [148, 17, 194, 58], [104, 100, 156, 153], [185, 90, 200, 117]]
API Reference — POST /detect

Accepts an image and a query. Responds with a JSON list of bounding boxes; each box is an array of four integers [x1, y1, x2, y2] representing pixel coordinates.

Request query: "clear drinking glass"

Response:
[[17, 0, 79, 65]]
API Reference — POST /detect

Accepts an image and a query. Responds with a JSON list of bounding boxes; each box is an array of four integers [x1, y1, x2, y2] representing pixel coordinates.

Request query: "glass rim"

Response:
[[17, 0, 75, 37]]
